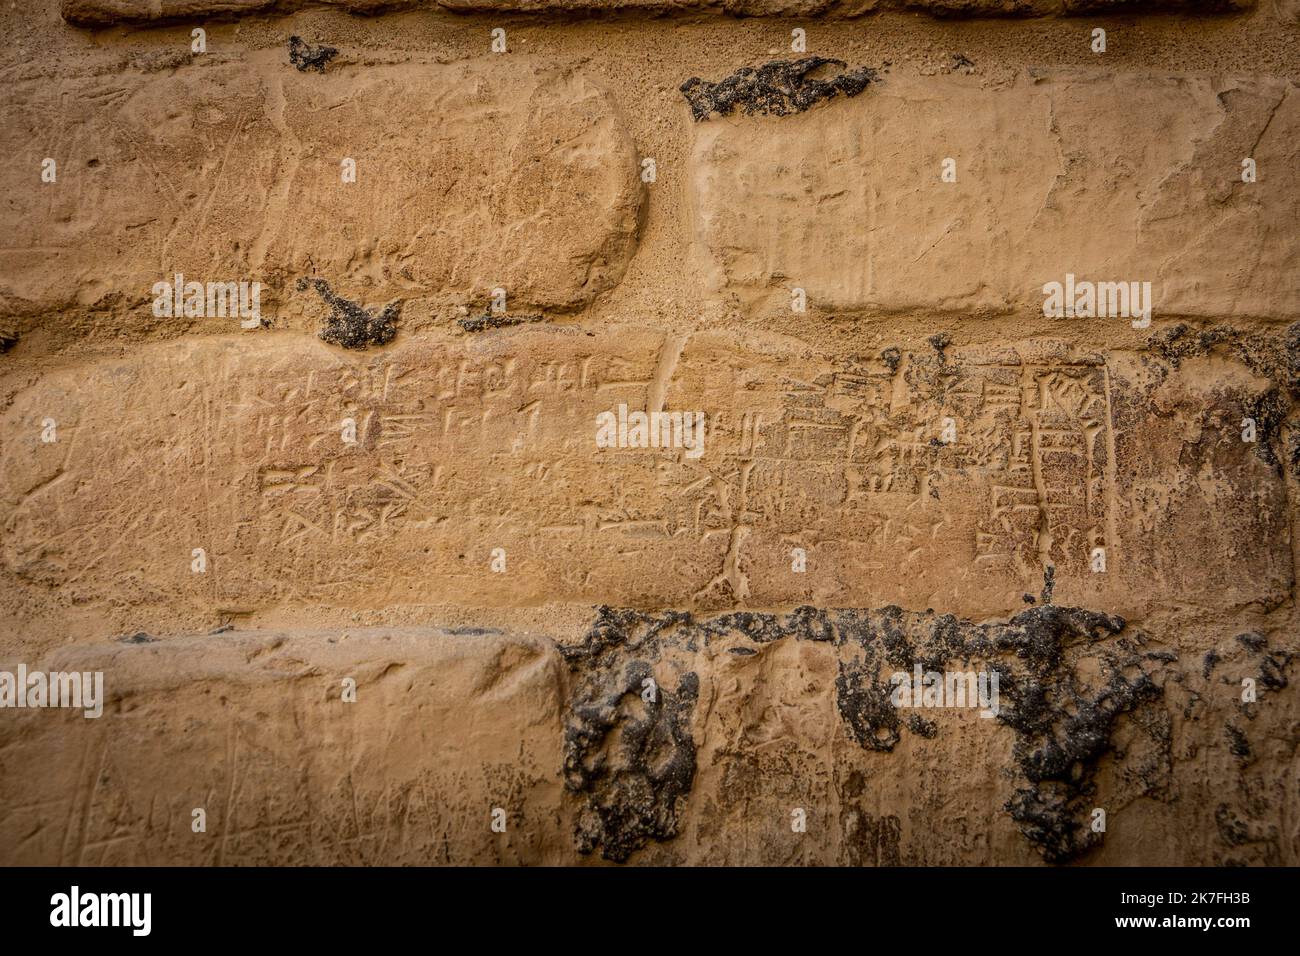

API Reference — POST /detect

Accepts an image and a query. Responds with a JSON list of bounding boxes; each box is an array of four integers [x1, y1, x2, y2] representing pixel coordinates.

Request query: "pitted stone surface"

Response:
[[3, 0, 1297, 870], [689, 72, 1299, 320], [2, 331, 1290, 628], [0, 60, 641, 318], [60, 0, 1257, 24]]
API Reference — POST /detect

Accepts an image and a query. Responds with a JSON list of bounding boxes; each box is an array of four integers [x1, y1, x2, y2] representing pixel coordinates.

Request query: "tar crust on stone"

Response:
[[1142, 321, 1300, 471], [568, 603, 1172, 864], [562, 607, 699, 863], [298, 278, 399, 350], [680, 57, 877, 121], [458, 312, 545, 334], [288, 36, 337, 73]]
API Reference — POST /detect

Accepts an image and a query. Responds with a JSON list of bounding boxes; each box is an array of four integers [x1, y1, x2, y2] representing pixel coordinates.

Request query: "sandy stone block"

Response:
[[0, 60, 641, 316], [689, 72, 1299, 321], [1, 330, 1288, 621], [0, 627, 566, 864], [59, 0, 1256, 24]]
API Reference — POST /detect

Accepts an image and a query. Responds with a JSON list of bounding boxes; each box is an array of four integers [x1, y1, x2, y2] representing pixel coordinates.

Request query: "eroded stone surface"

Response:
[[0, 627, 567, 865], [0, 59, 641, 318], [588, 605, 1297, 865], [2, 329, 1290, 627], [689, 72, 1299, 320], [564, 604, 1171, 863], [59, 0, 1256, 25], [2, 609, 1292, 865], [5, 1, 1298, 872]]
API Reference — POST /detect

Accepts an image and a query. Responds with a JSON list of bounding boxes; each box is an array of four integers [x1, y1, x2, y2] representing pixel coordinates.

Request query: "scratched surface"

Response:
[[0, 628, 567, 865], [2, 329, 1287, 621], [690, 72, 1300, 319], [2, 616, 1294, 865], [0, 58, 641, 316], [2, 0, 1298, 869], [55, 0, 1261, 24]]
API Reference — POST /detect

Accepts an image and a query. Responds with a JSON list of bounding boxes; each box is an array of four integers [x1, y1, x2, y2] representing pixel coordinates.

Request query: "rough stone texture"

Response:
[[3, 330, 1292, 631], [1, 608, 1293, 864], [3, 0, 1299, 869], [0, 59, 641, 319], [0, 627, 568, 865], [59, 0, 1257, 25], [690, 71, 1300, 320]]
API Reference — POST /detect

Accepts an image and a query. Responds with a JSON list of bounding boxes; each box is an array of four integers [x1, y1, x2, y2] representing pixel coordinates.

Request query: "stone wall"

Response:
[[0, 0, 1296, 866]]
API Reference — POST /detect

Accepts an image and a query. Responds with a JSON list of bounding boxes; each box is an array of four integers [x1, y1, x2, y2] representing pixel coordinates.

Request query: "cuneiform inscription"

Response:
[[2, 333, 1130, 611]]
